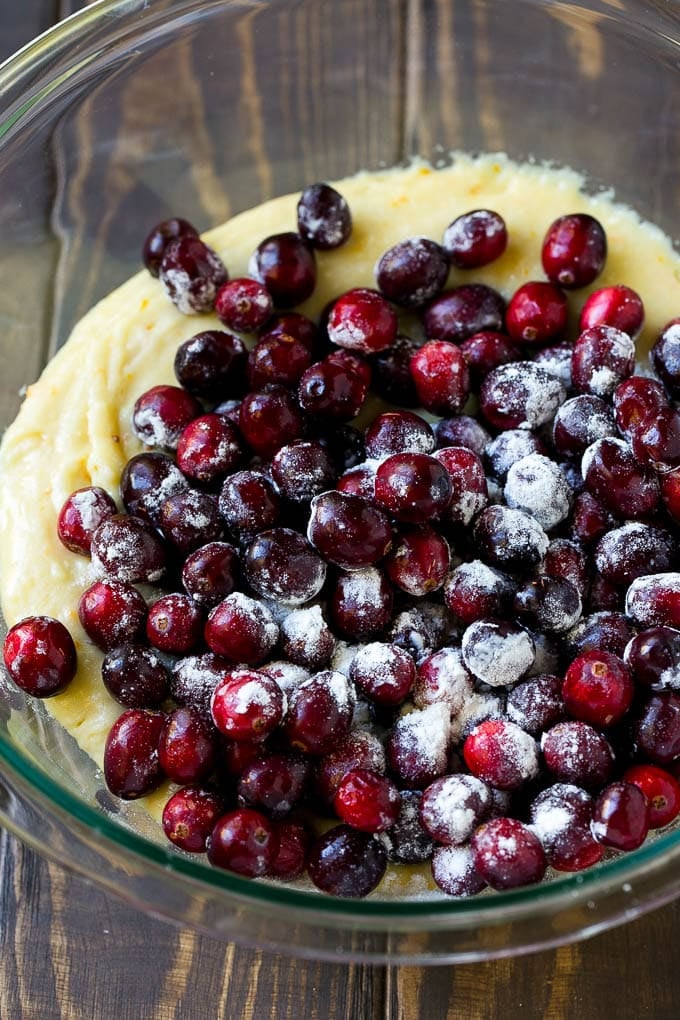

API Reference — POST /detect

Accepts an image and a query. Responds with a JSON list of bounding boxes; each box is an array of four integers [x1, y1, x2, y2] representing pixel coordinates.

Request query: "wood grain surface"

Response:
[[2, 3, 680, 1019]]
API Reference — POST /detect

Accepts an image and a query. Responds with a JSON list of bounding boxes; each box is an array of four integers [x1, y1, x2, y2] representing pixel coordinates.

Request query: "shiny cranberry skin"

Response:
[[158, 706, 217, 785], [329, 567, 394, 640], [435, 446, 488, 525], [364, 410, 434, 459], [248, 232, 316, 307], [651, 318, 680, 397], [307, 824, 386, 897], [579, 284, 644, 337], [663, 469, 680, 523], [480, 362, 565, 431], [374, 452, 452, 524], [473, 505, 549, 573], [142, 217, 198, 276], [3, 616, 76, 698], [314, 730, 386, 807], [326, 287, 397, 354], [444, 561, 512, 625], [104, 709, 165, 800], [176, 414, 243, 485], [614, 376, 669, 441], [624, 763, 680, 828], [553, 395, 616, 459], [119, 452, 187, 524], [78, 579, 147, 650], [562, 650, 634, 728], [571, 325, 635, 398], [565, 611, 633, 660], [244, 528, 326, 605], [506, 281, 568, 345], [635, 692, 680, 763], [541, 721, 615, 788], [632, 407, 680, 467], [369, 334, 420, 407], [91, 514, 167, 584], [336, 464, 376, 499], [420, 774, 491, 845], [238, 753, 311, 818], [626, 573, 680, 628], [270, 820, 311, 879], [507, 674, 565, 735], [591, 781, 650, 851], [514, 576, 582, 634], [595, 523, 675, 587], [571, 491, 616, 546], [215, 277, 273, 332], [159, 235, 227, 313], [174, 330, 247, 401], [210, 669, 284, 741], [543, 538, 588, 595], [146, 593, 204, 655], [350, 642, 416, 706], [409, 340, 470, 416], [297, 182, 351, 250], [384, 526, 450, 596], [333, 768, 401, 833], [431, 845, 487, 896], [218, 469, 280, 537], [530, 784, 603, 872], [246, 333, 311, 390], [238, 386, 303, 457], [205, 593, 278, 664], [423, 284, 505, 343], [442, 208, 507, 268], [132, 385, 202, 450], [102, 644, 168, 708], [57, 486, 117, 556], [435, 415, 490, 457], [624, 627, 680, 689], [459, 330, 521, 379], [261, 312, 318, 352], [471, 817, 546, 890], [542, 213, 607, 288], [285, 671, 354, 755], [298, 358, 367, 421], [271, 440, 336, 503], [583, 437, 659, 518], [464, 719, 539, 790], [307, 491, 392, 570], [162, 786, 224, 853], [375, 237, 449, 307], [207, 808, 278, 876], [160, 490, 222, 554]]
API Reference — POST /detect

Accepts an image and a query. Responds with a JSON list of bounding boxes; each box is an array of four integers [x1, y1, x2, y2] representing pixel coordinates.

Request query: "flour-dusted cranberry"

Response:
[[238, 386, 303, 458], [280, 606, 335, 671], [431, 845, 487, 897], [78, 579, 147, 651], [297, 182, 351, 250], [132, 385, 202, 450], [409, 340, 470, 416], [614, 376, 669, 442], [624, 627, 680, 689], [102, 644, 169, 708], [162, 786, 224, 853], [170, 652, 230, 723], [541, 720, 615, 788], [244, 528, 326, 606], [435, 416, 491, 458], [365, 410, 435, 459], [579, 284, 644, 338], [571, 491, 617, 546], [553, 395, 617, 459], [160, 235, 227, 313], [369, 334, 420, 407], [514, 576, 582, 633], [91, 514, 167, 584], [459, 330, 521, 380], [388, 604, 449, 662], [542, 213, 607, 288], [565, 611, 633, 661], [631, 407, 680, 468], [420, 774, 491, 845], [624, 763, 680, 828], [104, 709, 165, 800], [434, 446, 488, 526], [471, 817, 546, 890], [207, 807, 278, 876], [423, 284, 505, 343], [651, 318, 680, 398], [57, 486, 117, 555], [507, 674, 564, 735], [298, 357, 368, 421], [583, 437, 660, 519], [543, 538, 588, 595], [285, 670, 354, 755], [506, 281, 568, 345], [210, 669, 284, 742], [160, 489, 223, 554], [381, 790, 434, 864], [626, 573, 680, 628], [146, 593, 204, 655], [176, 414, 244, 485], [595, 523, 676, 588], [485, 430, 547, 483], [473, 505, 549, 573], [374, 452, 452, 524], [313, 729, 386, 808], [442, 208, 507, 268], [562, 650, 634, 728], [333, 768, 401, 833], [386, 704, 450, 788], [461, 619, 535, 688], [504, 453, 572, 532], [336, 464, 376, 500], [205, 593, 278, 665], [218, 469, 280, 538], [307, 490, 392, 572], [350, 642, 416, 706], [384, 526, 450, 597], [174, 330, 247, 401], [270, 820, 312, 879], [571, 325, 636, 398], [307, 824, 386, 897], [326, 287, 397, 354], [464, 719, 539, 790], [635, 692, 680, 764], [444, 561, 512, 626], [261, 311, 318, 352], [142, 217, 199, 276], [480, 362, 566, 431], [215, 277, 273, 333], [591, 781, 650, 851], [375, 237, 449, 307], [120, 452, 188, 525], [158, 706, 217, 785], [529, 784, 603, 872], [3, 616, 76, 698], [182, 542, 238, 608], [248, 232, 316, 307], [247, 333, 312, 390], [238, 753, 311, 818]]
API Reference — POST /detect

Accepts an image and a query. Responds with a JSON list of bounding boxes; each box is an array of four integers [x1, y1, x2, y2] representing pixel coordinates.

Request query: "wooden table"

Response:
[[2, 3, 680, 1017]]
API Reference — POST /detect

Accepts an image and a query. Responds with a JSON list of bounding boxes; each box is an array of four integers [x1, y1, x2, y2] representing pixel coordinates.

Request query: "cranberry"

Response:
[[103, 709, 165, 800], [434, 447, 488, 525], [583, 437, 659, 518], [409, 340, 470, 416], [562, 650, 634, 728], [162, 786, 224, 853], [326, 287, 397, 354], [330, 568, 394, 641], [374, 452, 452, 524], [571, 325, 635, 398], [280, 605, 335, 670], [350, 642, 415, 706], [246, 334, 311, 391], [244, 528, 326, 606], [307, 491, 392, 570], [238, 386, 303, 457], [297, 182, 351, 250], [423, 284, 505, 343], [132, 385, 201, 450], [174, 330, 247, 401], [571, 491, 617, 546], [485, 430, 546, 482], [543, 538, 588, 595], [382, 790, 434, 863], [614, 376, 669, 441], [420, 774, 491, 845], [369, 334, 420, 407], [384, 526, 450, 597], [158, 706, 217, 785], [471, 817, 547, 890], [176, 414, 243, 485], [663, 469, 680, 523], [205, 594, 278, 665], [307, 824, 386, 897], [624, 627, 680, 689], [333, 768, 401, 833], [218, 469, 280, 538], [375, 237, 449, 307], [541, 720, 615, 788], [650, 318, 680, 397], [119, 452, 187, 524], [388, 604, 448, 662], [207, 808, 278, 876], [534, 342, 574, 386], [565, 611, 633, 660], [160, 489, 223, 554], [285, 671, 354, 755], [78, 579, 147, 650], [624, 763, 680, 828], [209, 669, 284, 742], [514, 576, 582, 633], [270, 820, 311, 879], [480, 362, 565, 431], [91, 514, 167, 584], [442, 208, 507, 268], [504, 453, 572, 531], [626, 573, 680, 628], [591, 781, 650, 851], [146, 593, 203, 655], [248, 232, 316, 307], [337, 464, 376, 499], [215, 277, 273, 333], [159, 235, 227, 313], [170, 652, 230, 722], [632, 407, 680, 467], [473, 505, 549, 573], [431, 845, 487, 896], [238, 753, 311, 819], [298, 357, 368, 420], [505, 281, 568, 345], [57, 486, 117, 555], [444, 561, 512, 625], [635, 692, 680, 763], [317, 423, 365, 473], [460, 330, 521, 380], [271, 439, 338, 505], [364, 410, 434, 459], [313, 730, 386, 808], [542, 213, 607, 288], [530, 784, 603, 872], [102, 644, 168, 708], [386, 704, 450, 788], [3, 616, 76, 698], [142, 217, 198, 276], [463, 719, 539, 790], [553, 395, 616, 459], [261, 311, 318, 352], [587, 574, 623, 613], [579, 284, 644, 337], [595, 522, 675, 588], [507, 674, 564, 735]]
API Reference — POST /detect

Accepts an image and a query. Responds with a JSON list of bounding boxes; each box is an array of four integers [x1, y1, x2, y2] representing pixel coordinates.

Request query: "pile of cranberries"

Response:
[[6, 182, 680, 901]]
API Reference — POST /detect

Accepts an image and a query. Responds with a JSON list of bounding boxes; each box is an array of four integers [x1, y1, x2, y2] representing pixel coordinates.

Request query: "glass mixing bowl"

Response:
[[2, 0, 680, 964]]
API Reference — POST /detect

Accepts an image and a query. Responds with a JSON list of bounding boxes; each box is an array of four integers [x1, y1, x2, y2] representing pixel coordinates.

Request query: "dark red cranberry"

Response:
[[220, 736, 268, 779], [313, 730, 386, 808], [336, 464, 375, 499], [146, 593, 204, 655], [388, 604, 448, 662], [375, 237, 449, 307], [384, 526, 450, 597], [215, 277, 273, 332], [261, 311, 318, 352], [333, 768, 401, 833], [248, 232, 316, 307], [162, 786, 224, 853], [435, 415, 490, 458], [571, 491, 617, 546], [205, 589, 278, 662], [298, 357, 367, 421], [431, 845, 487, 896], [651, 318, 680, 397], [326, 287, 397, 354], [635, 692, 680, 764], [541, 720, 615, 788], [170, 652, 230, 722], [595, 523, 675, 587], [579, 284, 644, 337], [383, 790, 433, 863], [386, 704, 450, 788], [409, 340, 470, 416], [414, 649, 475, 715], [587, 573, 623, 613], [505, 281, 568, 345], [285, 671, 354, 755], [459, 330, 521, 380], [473, 505, 549, 573], [270, 820, 311, 879], [238, 386, 303, 457], [485, 429, 547, 482], [176, 414, 243, 485], [132, 385, 202, 450], [507, 674, 564, 735], [553, 395, 616, 459], [238, 753, 311, 819], [632, 407, 680, 467], [624, 627, 680, 689], [514, 576, 582, 634], [103, 709, 165, 800], [57, 486, 117, 555], [591, 781, 650, 851], [280, 606, 335, 670], [463, 719, 539, 790], [480, 362, 565, 431], [423, 284, 505, 342], [626, 573, 680, 629], [90, 514, 167, 584], [444, 560, 512, 625], [529, 784, 603, 872], [583, 437, 659, 518], [623, 763, 680, 828], [102, 644, 168, 708], [565, 611, 633, 660], [78, 579, 147, 650], [159, 235, 227, 313], [329, 567, 394, 640], [663, 469, 680, 523], [159, 706, 217, 784], [271, 440, 336, 503], [543, 538, 588, 595], [142, 217, 198, 276], [471, 817, 546, 890], [160, 489, 222, 554], [244, 528, 326, 605], [364, 410, 434, 459], [541, 213, 607, 288], [297, 182, 351, 250], [369, 334, 420, 407], [374, 452, 452, 524], [174, 330, 247, 401], [571, 325, 635, 398], [504, 453, 572, 531], [562, 650, 634, 728], [614, 376, 669, 441], [218, 469, 280, 538], [207, 808, 278, 876], [317, 423, 365, 472], [442, 208, 507, 268], [210, 669, 284, 741], [307, 824, 386, 897], [420, 774, 491, 845], [247, 333, 311, 390], [307, 491, 392, 570], [350, 642, 416, 706], [3, 616, 76, 698], [434, 447, 488, 525], [119, 452, 187, 524]]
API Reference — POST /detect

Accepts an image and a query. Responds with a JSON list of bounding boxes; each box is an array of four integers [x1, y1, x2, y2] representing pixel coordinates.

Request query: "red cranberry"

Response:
[[507, 674, 565, 735], [459, 330, 521, 380], [504, 453, 572, 531], [248, 232, 316, 307], [579, 284, 644, 337], [159, 706, 217, 784], [553, 395, 616, 459], [337, 464, 376, 499], [160, 490, 223, 555], [571, 325, 635, 398], [102, 644, 168, 708], [132, 385, 202, 450], [651, 318, 680, 397], [271, 441, 336, 504], [350, 642, 416, 706], [285, 671, 354, 755], [663, 469, 680, 523], [103, 709, 165, 800], [565, 611, 633, 660], [307, 491, 392, 570], [329, 568, 394, 641], [162, 786, 224, 853], [374, 452, 452, 524], [384, 526, 450, 597], [3, 616, 76, 698], [261, 311, 318, 352], [431, 845, 487, 896], [270, 820, 311, 879], [207, 808, 278, 877], [142, 217, 198, 276], [530, 784, 603, 872], [375, 237, 449, 307], [297, 182, 351, 250], [319, 422, 366, 472], [159, 235, 227, 313], [307, 824, 386, 897], [595, 523, 675, 587], [420, 774, 491, 845], [333, 768, 401, 833], [571, 491, 617, 546], [57, 486, 117, 555], [176, 414, 243, 485], [244, 528, 326, 605], [280, 606, 336, 670], [365, 410, 434, 459], [444, 561, 512, 625], [434, 447, 488, 525], [464, 719, 539, 790], [246, 333, 311, 390], [409, 340, 470, 416], [624, 626, 680, 689], [543, 538, 588, 595], [541, 720, 615, 788], [170, 652, 231, 722], [215, 277, 273, 332], [505, 281, 568, 345], [205, 593, 278, 665], [583, 437, 659, 518], [210, 669, 284, 741], [591, 781, 650, 851], [313, 729, 386, 808], [146, 593, 203, 655], [624, 763, 680, 828], [423, 284, 505, 343], [78, 579, 147, 650], [541, 213, 607, 288], [473, 505, 549, 573], [626, 573, 680, 628], [442, 208, 507, 268], [635, 692, 680, 764], [632, 407, 680, 467], [174, 330, 247, 401], [562, 650, 634, 728], [485, 429, 546, 482], [480, 362, 565, 431], [119, 452, 187, 524], [326, 287, 397, 354], [238, 386, 303, 457], [91, 514, 167, 584], [383, 790, 434, 864], [614, 376, 669, 441], [471, 817, 547, 890], [238, 753, 311, 818], [298, 357, 368, 420], [218, 469, 280, 538], [386, 704, 450, 789], [514, 576, 582, 634], [369, 334, 420, 407]]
